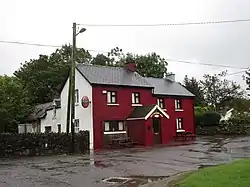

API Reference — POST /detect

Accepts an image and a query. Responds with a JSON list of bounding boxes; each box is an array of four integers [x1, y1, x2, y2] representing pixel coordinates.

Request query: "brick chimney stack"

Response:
[[124, 60, 136, 72]]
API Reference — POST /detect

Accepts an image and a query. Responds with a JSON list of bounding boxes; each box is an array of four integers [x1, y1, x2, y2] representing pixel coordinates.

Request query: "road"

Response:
[[0, 136, 250, 187]]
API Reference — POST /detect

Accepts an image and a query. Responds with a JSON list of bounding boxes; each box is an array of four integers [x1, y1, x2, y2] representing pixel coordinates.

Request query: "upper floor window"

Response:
[[176, 118, 183, 130], [157, 98, 165, 109], [104, 121, 125, 132], [175, 99, 182, 109], [107, 91, 117, 104], [75, 89, 79, 104], [132, 92, 140, 104]]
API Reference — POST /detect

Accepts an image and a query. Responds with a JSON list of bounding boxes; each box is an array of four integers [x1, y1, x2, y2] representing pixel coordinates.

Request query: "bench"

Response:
[[174, 131, 196, 141]]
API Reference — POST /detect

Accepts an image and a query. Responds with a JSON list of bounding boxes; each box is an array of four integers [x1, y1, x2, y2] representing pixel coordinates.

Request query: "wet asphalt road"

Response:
[[1, 136, 250, 187]]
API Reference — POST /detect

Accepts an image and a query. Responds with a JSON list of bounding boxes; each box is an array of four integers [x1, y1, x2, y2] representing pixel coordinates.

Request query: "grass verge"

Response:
[[171, 159, 250, 187]]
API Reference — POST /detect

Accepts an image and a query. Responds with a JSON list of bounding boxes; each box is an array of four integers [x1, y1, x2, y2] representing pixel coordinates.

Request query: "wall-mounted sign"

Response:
[[81, 96, 90, 108]]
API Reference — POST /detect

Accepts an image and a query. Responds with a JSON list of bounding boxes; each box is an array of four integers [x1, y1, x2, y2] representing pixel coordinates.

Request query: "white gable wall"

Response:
[[60, 69, 93, 149], [40, 108, 61, 132]]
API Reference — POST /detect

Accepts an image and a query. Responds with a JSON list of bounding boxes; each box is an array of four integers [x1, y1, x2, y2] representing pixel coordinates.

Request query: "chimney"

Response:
[[124, 60, 136, 72], [165, 73, 175, 82]]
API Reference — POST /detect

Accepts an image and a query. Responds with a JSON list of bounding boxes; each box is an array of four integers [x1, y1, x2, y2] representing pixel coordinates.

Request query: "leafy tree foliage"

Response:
[[200, 71, 243, 110], [183, 75, 205, 106], [96, 47, 168, 78], [14, 45, 91, 104], [0, 76, 31, 132]]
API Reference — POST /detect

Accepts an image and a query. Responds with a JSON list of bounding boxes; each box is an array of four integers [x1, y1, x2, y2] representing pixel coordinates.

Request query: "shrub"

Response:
[[0, 131, 89, 158], [201, 111, 221, 126]]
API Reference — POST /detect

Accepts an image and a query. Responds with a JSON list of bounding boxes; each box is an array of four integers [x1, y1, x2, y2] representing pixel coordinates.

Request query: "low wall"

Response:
[[0, 131, 89, 158]]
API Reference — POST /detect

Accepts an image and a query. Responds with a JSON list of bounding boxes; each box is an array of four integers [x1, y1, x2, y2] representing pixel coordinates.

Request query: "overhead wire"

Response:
[[77, 18, 250, 27], [0, 39, 248, 70]]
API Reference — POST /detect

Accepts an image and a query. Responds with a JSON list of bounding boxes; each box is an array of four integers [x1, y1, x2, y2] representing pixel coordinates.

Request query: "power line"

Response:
[[0, 40, 107, 53], [0, 39, 248, 70], [226, 70, 247, 76], [77, 18, 250, 27], [166, 59, 248, 70]]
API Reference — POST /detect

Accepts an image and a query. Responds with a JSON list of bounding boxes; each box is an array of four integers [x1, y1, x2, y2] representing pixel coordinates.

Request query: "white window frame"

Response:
[[157, 98, 165, 109], [107, 91, 117, 104], [74, 119, 80, 133], [175, 99, 183, 111], [103, 121, 126, 133], [176, 118, 183, 130], [132, 92, 140, 104], [104, 122, 110, 131]]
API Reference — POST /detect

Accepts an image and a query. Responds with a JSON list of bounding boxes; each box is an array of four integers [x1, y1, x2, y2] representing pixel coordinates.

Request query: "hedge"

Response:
[[195, 111, 221, 126], [0, 131, 89, 158]]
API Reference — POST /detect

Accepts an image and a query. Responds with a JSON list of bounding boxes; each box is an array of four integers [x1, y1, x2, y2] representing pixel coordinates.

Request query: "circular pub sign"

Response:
[[81, 96, 90, 108]]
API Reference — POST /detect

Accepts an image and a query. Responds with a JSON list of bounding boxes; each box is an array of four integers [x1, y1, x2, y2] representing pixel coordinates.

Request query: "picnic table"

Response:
[[174, 131, 196, 141], [109, 136, 137, 148]]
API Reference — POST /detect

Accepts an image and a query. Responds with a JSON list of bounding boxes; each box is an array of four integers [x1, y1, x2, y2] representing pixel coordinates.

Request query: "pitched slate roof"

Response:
[[127, 105, 156, 119], [28, 99, 61, 121], [76, 64, 152, 88], [145, 77, 194, 97]]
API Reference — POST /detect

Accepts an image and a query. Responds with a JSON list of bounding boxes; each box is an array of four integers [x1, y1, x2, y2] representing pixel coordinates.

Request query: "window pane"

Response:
[[118, 122, 124, 130], [57, 124, 61, 133], [104, 122, 110, 131], [45, 126, 51, 133], [107, 92, 111, 103], [132, 93, 135, 103], [111, 96, 116, 103]]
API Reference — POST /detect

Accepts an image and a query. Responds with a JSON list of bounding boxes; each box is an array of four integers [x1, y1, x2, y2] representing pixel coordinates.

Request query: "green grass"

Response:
[[173, 159, 250, 187]]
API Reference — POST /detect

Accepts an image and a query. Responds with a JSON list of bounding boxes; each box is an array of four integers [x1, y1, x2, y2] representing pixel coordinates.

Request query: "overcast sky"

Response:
[[1, 0, 250, 88]]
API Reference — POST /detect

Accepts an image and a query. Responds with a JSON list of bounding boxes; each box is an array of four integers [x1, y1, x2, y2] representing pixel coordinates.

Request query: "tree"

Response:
[[245, 70, 250, 93], [91, 54, 113, 66], [14, 45, 91, 104], [200, 71, 244, 111], [0, 76, 31, 132], [183, 75, 205, 106], [105, 47, 168, 78]]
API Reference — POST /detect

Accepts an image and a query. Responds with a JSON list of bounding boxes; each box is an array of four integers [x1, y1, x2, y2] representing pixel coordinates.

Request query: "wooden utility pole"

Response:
[[70, 22, 77, 153], [66, 69, 72, 134]]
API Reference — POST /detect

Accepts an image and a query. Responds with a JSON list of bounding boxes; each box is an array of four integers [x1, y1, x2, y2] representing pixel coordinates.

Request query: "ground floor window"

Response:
[[176, 118, 183, 130], [75, 119, 79, 133], [57, 124, 61, 133], [45, 126, 52, 133], [104, 121, 125, 132]]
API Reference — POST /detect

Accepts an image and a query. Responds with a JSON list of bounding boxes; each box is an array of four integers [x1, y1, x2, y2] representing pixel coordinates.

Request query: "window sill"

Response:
[[104, 131, 127, 134], [107, 103, 119, 106], [175, 109, 184, 112], [176, 129, 185, 133], [132, 104, 142, 107]]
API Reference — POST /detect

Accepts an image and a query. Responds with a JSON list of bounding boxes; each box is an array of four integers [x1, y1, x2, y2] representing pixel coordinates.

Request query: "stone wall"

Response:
[[0, 131, 89, 158]]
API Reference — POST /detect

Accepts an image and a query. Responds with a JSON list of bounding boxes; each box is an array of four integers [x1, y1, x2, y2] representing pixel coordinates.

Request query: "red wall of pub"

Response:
[[92, 84, 195, 150]]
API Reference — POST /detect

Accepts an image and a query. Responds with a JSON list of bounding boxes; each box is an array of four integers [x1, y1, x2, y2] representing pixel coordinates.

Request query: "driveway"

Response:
[[1, 136, 250, 187]]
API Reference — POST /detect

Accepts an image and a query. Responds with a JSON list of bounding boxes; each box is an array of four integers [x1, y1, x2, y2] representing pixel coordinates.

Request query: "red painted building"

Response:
[[75, 62, 195, 150]]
